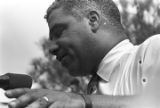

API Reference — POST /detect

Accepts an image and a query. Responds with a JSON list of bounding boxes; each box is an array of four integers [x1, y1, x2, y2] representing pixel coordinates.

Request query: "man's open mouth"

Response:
[[56, 52, 67, 62]]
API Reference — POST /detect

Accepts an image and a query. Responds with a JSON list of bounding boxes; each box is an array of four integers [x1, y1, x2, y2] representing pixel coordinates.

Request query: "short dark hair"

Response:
[[45, 0, 121, 26]]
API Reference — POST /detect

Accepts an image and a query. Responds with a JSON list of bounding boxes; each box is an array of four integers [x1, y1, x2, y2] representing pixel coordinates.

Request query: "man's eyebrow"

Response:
[[49, 23, 68, 40], [50, 23, 67, 33]]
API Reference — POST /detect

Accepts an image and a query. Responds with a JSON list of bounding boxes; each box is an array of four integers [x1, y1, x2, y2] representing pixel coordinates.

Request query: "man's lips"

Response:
[[56, 52, 67, 62], [57, 52, 72, 68], [50, 48, 73, 68]]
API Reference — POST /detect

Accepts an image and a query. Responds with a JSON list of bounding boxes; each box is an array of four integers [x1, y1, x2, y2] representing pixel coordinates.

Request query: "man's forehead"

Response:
[[48, 8, 64, 23], [48, 8, 62, 21], [48, 8, 76, 29]]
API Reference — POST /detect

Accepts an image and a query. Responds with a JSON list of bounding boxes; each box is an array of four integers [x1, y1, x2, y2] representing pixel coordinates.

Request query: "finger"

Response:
[[25, 97, 50, 108], [49, 101, 61, 108], [5, 88, 30, 98], [7, 89, 49, 108], [8, 93, 35, 108], [49, 98, 85, 108]]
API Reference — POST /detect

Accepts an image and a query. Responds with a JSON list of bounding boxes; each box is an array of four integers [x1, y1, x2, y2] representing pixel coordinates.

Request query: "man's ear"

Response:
[[87, 11, 100, 33]]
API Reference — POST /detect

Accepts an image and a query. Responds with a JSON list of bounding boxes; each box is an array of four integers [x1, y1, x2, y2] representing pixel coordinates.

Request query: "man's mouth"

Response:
[[56, 51, 71, 67], [56, 53, 67, 62]]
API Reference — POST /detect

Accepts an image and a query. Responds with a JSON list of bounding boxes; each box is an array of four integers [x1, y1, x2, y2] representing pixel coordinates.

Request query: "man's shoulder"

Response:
[[139, 34, 160, 50], [138, 34, 160, 63], [142, 34, 160, 46], [134, 34, 160, 62]]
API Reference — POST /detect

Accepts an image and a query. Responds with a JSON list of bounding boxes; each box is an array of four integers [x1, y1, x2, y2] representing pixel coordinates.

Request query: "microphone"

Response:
[[0, 73, 32, 90]]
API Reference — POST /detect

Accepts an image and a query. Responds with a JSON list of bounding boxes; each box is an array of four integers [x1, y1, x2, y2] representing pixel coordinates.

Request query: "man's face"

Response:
[[47, 8, 99, 76]]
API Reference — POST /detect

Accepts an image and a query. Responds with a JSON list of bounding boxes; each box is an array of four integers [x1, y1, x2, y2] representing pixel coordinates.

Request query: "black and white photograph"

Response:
[[1, 0, 160, 108]]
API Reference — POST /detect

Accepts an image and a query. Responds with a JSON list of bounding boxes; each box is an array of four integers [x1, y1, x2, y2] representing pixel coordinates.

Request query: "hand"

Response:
[[5, 88, 85, 108]]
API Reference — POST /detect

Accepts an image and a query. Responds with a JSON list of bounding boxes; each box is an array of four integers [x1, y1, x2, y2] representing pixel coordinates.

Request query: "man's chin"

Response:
[[68, 71, 79, 76], [69, 70, 87, 77], [68, 69, 82, 77]]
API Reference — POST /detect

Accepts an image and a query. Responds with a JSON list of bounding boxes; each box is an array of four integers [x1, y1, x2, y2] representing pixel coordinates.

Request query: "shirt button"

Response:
[[141, 77, 148, 85]]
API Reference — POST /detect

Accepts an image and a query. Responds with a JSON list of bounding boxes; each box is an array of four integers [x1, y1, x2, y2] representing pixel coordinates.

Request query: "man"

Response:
[[5, 0, 160, 108]]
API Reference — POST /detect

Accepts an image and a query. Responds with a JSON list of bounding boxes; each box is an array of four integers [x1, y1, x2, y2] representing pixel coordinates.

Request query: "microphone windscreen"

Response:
[[5, 73, 32, 90]]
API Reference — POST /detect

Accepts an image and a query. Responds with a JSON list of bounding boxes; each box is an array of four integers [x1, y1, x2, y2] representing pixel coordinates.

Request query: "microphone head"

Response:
[[4, 73, 32, 90]]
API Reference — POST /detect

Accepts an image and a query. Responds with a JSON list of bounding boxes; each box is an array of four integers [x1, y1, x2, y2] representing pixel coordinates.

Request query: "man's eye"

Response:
[[50, 24, 67, 40], [54, 26, 64, 37]]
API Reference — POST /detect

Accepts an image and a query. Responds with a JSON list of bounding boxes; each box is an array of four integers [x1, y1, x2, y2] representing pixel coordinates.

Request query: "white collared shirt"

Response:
[[97, 34, 160, 96]]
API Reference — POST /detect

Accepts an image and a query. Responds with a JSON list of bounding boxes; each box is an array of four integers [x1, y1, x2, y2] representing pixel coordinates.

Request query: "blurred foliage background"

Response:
[[28, 0, 160, 93], [116, 0, 160, 44]]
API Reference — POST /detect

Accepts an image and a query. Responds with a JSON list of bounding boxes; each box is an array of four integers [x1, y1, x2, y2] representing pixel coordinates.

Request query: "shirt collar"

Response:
[[97, 39, 134, 82]]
